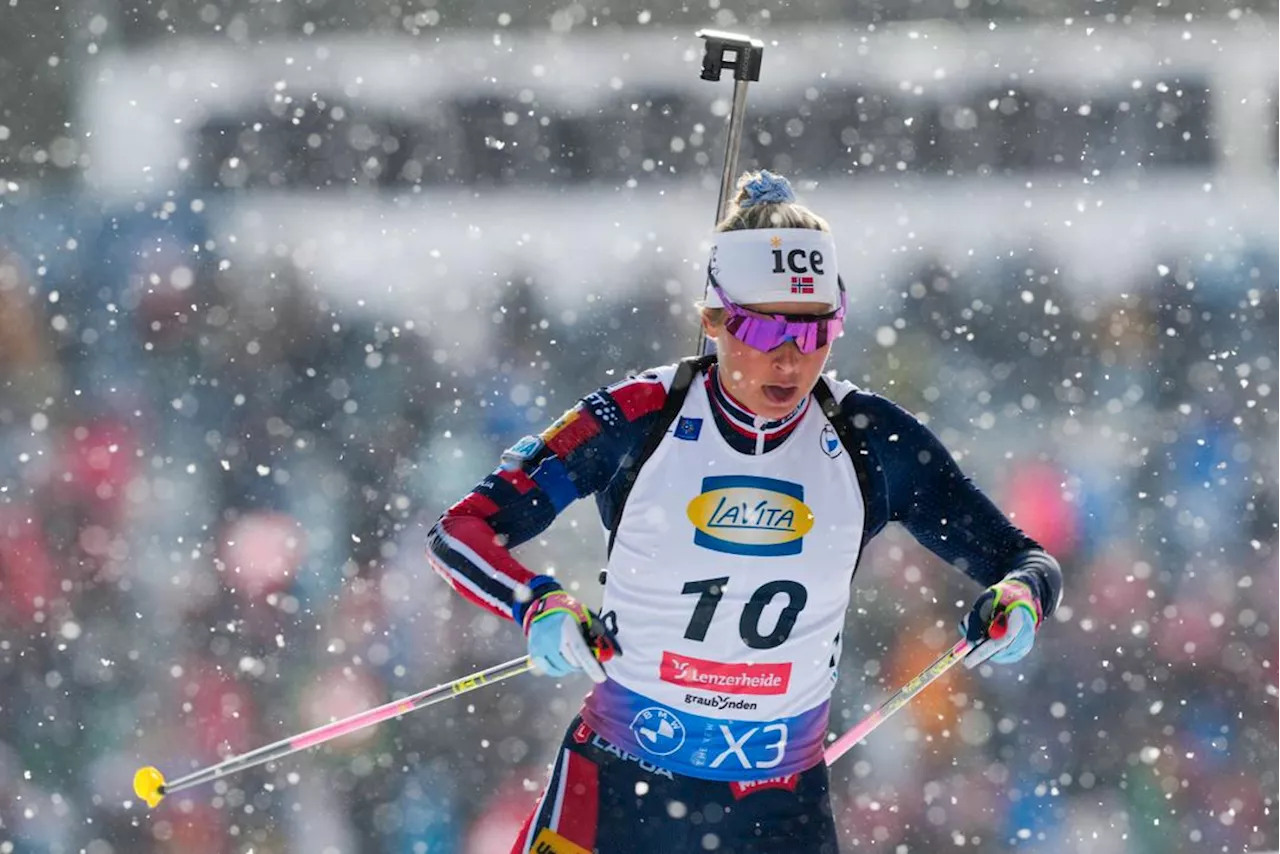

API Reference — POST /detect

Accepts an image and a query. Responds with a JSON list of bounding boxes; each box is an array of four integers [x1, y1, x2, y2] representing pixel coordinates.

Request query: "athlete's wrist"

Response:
[[521, 590, 591, 636], [513, 575, 563, 627]]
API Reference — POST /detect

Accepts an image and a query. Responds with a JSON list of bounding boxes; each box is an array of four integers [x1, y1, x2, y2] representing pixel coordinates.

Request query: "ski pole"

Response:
[[824, 638, 975, 767], [133, 655, 534, 808], [695, 28, 764, 357]]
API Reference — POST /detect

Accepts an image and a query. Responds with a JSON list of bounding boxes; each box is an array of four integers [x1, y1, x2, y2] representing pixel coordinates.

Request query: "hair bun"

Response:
[[739, 170, 796, 207]]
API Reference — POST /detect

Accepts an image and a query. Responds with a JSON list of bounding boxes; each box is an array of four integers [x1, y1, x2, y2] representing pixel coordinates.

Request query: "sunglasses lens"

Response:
[[815, 316, 843, 350], [726, 316, 777, 351], [714, 281, 845, 354], [726, 315, 840, 354]]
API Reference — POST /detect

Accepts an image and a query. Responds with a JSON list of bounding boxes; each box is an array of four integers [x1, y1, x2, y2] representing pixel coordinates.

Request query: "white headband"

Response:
[[706, 229, 840, 308]]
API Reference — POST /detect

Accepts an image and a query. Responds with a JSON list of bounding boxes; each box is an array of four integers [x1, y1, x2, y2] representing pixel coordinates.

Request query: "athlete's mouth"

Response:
[[762, 384, 798, 405]]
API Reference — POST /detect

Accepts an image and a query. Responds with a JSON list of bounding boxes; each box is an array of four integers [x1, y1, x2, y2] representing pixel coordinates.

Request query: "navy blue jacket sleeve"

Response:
[[843, 389, 1063, 617]]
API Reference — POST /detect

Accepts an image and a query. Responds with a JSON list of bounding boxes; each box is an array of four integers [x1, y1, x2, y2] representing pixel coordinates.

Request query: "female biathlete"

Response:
[[428, 171, 1063, 854]]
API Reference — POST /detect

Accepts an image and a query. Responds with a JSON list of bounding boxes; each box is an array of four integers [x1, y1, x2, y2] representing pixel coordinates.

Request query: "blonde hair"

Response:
[[714, 170, 832, 235], [702, 170, 831, 324]]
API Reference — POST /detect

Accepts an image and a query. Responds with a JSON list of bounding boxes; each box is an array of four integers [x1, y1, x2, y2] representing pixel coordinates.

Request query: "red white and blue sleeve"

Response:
[[426, 369, 672, 625]]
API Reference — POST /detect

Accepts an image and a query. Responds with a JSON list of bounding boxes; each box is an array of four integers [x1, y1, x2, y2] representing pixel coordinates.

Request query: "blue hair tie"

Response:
[[740, 170, 796, 207]]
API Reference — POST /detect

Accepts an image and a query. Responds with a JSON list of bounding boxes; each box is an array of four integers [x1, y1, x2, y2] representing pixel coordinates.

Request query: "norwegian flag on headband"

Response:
[[790, 276, 814, 295]]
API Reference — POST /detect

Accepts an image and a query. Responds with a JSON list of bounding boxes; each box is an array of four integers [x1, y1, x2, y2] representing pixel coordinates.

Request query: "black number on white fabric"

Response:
[[740, 580, 809, 649], [680, 577, 729, 641], [680, 577, 808, 649]]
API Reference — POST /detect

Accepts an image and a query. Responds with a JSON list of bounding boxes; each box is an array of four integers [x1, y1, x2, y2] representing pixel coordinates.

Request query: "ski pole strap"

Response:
[[522, 591, 592, 634], [971, 578, 1043, 642], [522, 592, 622, 663]]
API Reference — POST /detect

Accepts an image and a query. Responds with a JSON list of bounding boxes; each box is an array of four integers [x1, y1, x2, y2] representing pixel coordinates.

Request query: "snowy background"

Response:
[[0, 1, 1276, 852]]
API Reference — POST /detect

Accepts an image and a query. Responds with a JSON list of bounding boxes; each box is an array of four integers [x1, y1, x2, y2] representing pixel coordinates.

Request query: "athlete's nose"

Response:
[[771, 340, 803, 372]]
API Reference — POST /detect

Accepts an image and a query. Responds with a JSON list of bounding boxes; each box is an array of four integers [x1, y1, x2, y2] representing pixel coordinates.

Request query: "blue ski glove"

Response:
[[521, 591, 615, 683], [961, 579, 1044, 669]]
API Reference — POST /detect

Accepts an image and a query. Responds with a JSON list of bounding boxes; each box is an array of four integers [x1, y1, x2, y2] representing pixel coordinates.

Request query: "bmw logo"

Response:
[[629, 707, 686, 757]]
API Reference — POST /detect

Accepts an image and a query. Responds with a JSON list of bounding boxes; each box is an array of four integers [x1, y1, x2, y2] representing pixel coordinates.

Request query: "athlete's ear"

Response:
[[699, 307, 722, 340]]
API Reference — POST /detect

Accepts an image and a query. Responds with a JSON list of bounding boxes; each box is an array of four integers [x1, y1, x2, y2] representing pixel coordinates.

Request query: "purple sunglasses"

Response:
[[710, 277, 847, 354]]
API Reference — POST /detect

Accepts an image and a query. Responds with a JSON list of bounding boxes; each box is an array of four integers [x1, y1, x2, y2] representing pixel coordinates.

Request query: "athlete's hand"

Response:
[[522, 591, 614, 683], [961, 579, 1043, 668]]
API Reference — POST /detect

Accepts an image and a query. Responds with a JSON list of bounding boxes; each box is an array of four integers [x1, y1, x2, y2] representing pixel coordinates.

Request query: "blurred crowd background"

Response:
[[0, 0, 1276, 852]]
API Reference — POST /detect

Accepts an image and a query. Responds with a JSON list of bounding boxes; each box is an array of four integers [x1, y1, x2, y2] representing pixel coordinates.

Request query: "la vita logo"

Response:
[[686, 475, 814, 556]]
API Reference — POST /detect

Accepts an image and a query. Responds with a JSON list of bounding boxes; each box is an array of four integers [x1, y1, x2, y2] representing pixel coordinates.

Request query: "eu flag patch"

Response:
[[674, 417, 703, 441]]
